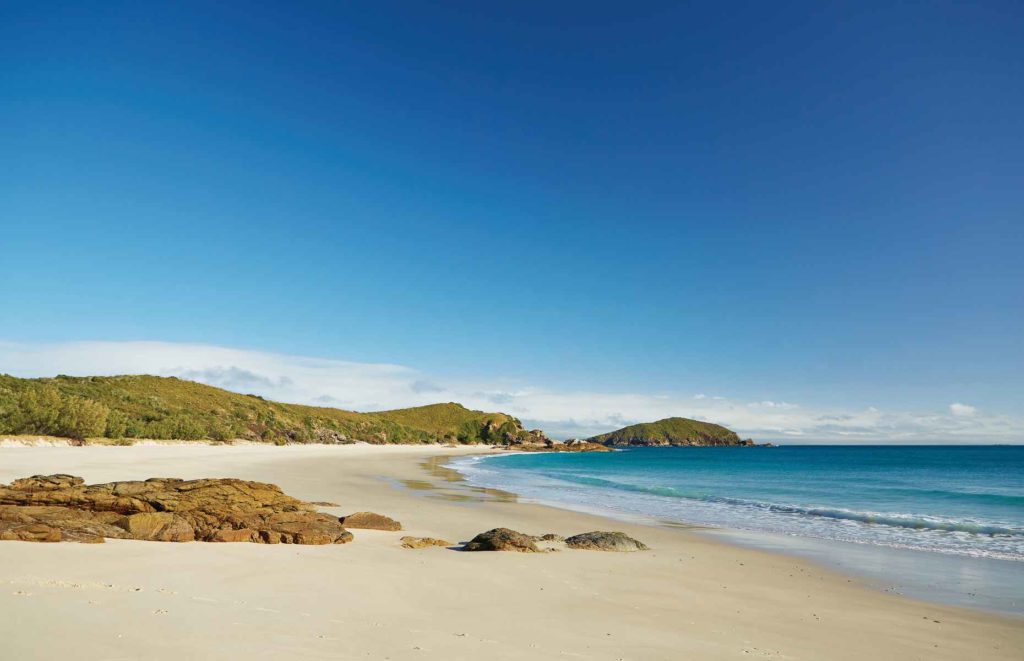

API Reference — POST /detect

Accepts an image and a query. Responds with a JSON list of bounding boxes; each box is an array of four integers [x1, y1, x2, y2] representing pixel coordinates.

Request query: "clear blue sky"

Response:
[[2, 2, 1022, 416]]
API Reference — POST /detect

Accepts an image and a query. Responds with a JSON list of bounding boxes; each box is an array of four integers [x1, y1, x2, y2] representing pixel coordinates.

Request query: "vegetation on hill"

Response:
[[0, 374, 529, 445], [588, 417, 747, 447]]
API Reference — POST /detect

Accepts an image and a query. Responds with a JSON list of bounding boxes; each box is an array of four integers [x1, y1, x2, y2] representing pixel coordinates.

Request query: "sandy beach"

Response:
[[0, 444, 1020, 660]]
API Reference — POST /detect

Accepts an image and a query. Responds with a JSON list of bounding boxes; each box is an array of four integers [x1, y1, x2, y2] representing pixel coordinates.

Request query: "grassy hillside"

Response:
[[0, 374, 528, 445], [373, 403, 522, 443], [588, 416, 745, 446]]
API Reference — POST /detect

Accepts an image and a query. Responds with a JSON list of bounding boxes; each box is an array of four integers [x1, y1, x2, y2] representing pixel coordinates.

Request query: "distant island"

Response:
[[587, 417, 757, 447], [0, 374, 758, 448]]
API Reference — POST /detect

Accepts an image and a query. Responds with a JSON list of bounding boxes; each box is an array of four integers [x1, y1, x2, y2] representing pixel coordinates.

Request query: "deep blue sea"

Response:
[[452, 446, 1024, 612]]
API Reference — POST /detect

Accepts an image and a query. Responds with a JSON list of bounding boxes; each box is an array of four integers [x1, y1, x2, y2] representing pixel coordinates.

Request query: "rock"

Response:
[[117, 512, 195, 542], [507, 438, 612, 453], [400, 536, 452, 549], [0, 522, 62, 542], [556, 441, 612, 453], [0, 475, 354, 545], [565, 531, 649, 552], [308, 501, 340, 507], [0, 505, 129, 543], [9, 474, 85, 491], [339, 511, 402, 531], [539, 533, 564, 542], [463, 528, 540, 553], [210, 527, 258, 543]]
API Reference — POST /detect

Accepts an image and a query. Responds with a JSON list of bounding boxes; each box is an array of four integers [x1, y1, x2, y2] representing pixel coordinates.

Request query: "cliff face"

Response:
[[588, 417, 752, 447]]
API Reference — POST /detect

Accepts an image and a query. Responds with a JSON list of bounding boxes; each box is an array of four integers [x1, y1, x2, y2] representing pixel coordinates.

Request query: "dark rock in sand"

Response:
[[463, 527, 540, 553], [539, 533, 564, 542], [339, 511, 402, 531], [0, 474, 353, 545], [565, 531, 649, 552]]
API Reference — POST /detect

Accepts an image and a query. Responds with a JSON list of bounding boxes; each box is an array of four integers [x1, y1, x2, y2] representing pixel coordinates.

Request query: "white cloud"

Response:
[[0, 340, 1020, 444], [949, 402, 977, 417]]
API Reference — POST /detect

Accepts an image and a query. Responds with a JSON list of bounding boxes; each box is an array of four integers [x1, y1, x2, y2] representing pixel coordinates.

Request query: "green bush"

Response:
[[10, 386, 109, 440], [105, 410, 129, 438]]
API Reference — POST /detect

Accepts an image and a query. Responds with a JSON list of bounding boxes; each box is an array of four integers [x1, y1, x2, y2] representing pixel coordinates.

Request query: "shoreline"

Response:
[[446, 451, 1024, 616], [1, 444, 1021, 660]]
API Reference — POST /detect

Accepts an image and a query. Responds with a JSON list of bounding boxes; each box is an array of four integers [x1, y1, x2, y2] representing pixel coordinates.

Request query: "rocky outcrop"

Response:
[[556, 439, 614, 452], [564, 531, 649, 552], [400, 536, 452, 549], [0, 474, 353, 545], [339, 511, 402, 531], [463, 527, 540, 553], [503, 434, 613, 453]]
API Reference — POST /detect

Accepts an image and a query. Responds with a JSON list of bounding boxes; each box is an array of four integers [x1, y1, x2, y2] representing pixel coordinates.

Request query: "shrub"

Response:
[[105, 410, 129, 438], [11, 386, 109, 440]]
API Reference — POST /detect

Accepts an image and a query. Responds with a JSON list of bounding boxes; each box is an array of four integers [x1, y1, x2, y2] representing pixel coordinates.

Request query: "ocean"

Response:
[[451, 445, 1024, 614]]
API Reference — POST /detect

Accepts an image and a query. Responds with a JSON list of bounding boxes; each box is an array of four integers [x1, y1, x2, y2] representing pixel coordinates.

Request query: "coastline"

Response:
[[0, 444, 1020, 660], [449, 450, 1024, 616]]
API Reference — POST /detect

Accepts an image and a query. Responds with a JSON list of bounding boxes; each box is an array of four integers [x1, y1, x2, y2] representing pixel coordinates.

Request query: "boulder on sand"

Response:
[[463, 528, 540, 553], [564, 531, 649, 552], [400, 536, 452, 549], [339, 511, 402, 531]]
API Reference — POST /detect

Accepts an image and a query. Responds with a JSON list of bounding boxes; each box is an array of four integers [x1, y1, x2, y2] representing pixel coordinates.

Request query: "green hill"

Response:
[[0, 374, 528, 445], [588, 416, 748, 447]]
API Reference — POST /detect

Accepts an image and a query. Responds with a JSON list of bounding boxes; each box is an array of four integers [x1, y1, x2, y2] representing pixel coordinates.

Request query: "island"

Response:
[[587, 416, 758, 447]]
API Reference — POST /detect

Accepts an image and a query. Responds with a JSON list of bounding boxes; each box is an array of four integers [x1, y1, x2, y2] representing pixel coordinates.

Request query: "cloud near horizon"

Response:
[[0, 340, 1020, 443]]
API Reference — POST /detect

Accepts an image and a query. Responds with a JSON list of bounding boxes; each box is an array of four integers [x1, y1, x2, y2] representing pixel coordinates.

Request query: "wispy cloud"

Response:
[[949, 402, 977, 417], [0, 340, 1020, 443]]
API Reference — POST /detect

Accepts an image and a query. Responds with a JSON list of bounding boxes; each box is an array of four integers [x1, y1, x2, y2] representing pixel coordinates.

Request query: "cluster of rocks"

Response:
[[501, 433, 612, 453], [463, 527, 648, 553], [0, 475, 648, 557], [0, 474, 355, 544]]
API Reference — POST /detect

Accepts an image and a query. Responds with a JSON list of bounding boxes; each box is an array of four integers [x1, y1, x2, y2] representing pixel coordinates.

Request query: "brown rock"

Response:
[[210, 527, 258, 543], [400, 536, 452, 549], [0, 475, 354, 545], [0, 522, 62, 542], [564, 531, 649, 552], [339, 511, 402, 531], [463, 528, 540, 553], [117, 512, 196, 542]]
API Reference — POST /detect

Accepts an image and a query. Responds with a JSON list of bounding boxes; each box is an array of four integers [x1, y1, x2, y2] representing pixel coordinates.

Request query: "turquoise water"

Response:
[[455, 446, 1024, 560], [452, 446, 1024, 612]]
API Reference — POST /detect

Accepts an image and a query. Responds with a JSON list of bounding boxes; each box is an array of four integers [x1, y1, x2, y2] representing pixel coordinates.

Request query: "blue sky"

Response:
[[1, 2, 1021, 440]]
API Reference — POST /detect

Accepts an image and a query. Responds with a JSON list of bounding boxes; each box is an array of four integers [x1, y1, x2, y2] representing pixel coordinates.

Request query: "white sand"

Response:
[[0, 444, 1020, 660]]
